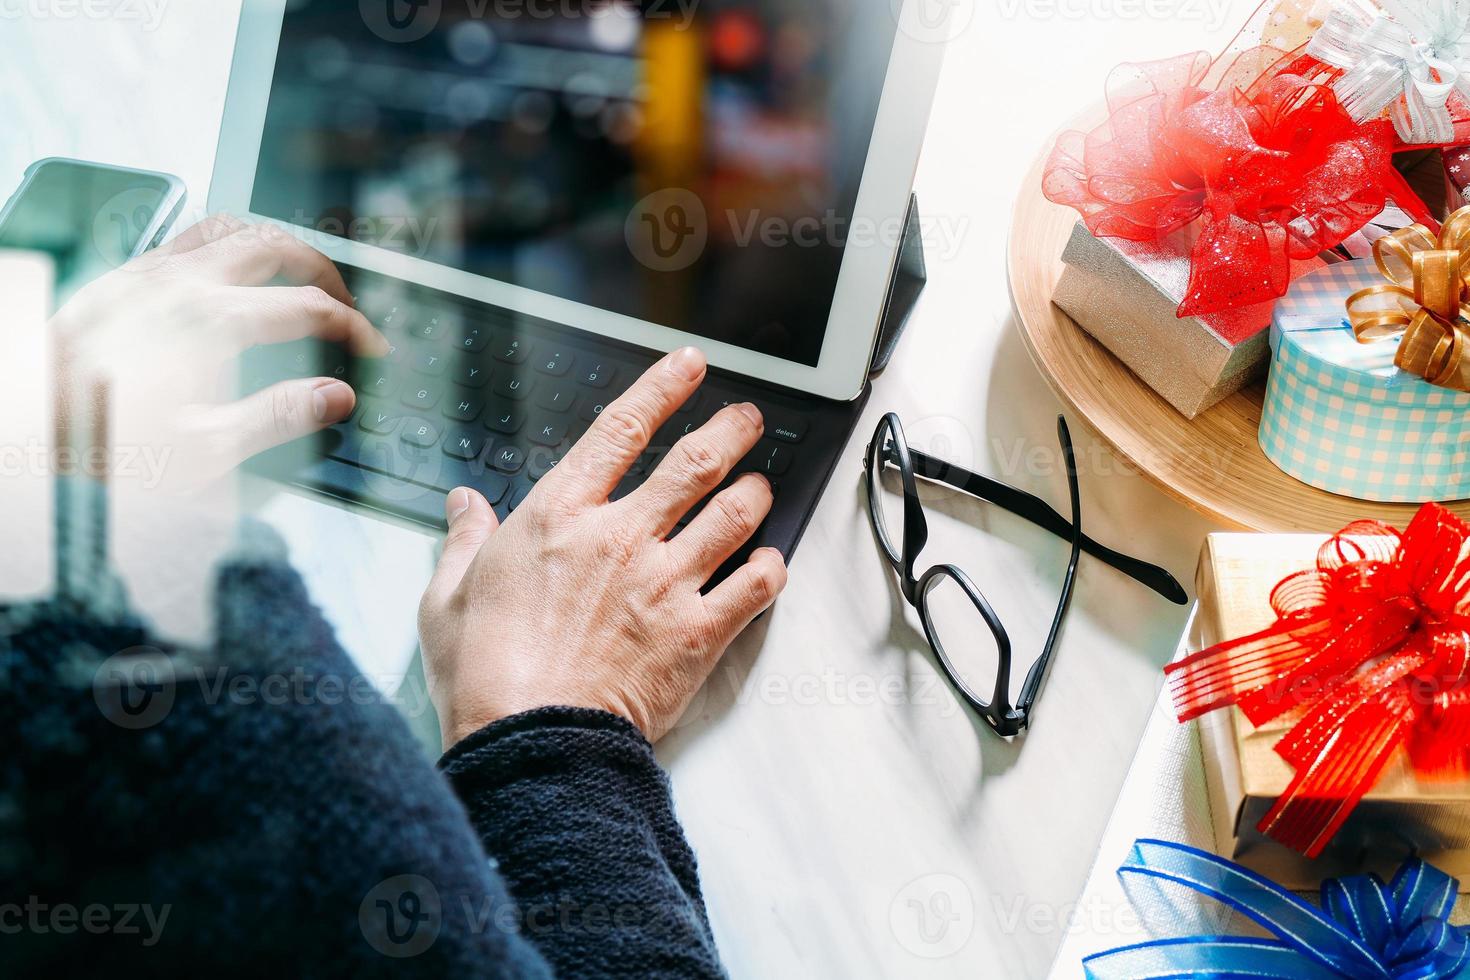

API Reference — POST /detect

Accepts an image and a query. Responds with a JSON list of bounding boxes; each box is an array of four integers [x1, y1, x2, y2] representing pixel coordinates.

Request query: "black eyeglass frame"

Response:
[[863, 413, 1187, 737]]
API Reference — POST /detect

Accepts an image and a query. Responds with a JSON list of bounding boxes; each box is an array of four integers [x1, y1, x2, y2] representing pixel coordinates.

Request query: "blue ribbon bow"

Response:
[[1083, 840, 1469, 979]]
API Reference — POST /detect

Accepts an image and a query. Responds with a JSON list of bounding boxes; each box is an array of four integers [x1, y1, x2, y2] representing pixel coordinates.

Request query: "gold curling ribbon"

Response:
[[1346, 207, 1470, 392]]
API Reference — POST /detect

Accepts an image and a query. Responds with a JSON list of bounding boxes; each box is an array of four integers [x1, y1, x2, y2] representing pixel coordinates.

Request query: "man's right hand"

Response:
[[418, 347, 789, 750]]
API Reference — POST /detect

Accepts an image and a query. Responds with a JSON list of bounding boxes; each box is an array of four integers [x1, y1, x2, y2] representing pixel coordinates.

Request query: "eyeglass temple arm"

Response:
[[898, 447, 1188, 605]]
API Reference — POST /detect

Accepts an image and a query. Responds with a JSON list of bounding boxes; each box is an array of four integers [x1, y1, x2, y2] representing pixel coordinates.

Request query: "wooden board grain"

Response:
[[1006, 150, 1470, 533]]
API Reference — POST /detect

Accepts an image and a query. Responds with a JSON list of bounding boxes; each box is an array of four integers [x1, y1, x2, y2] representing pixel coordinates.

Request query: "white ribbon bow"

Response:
[[1308, 0, 1470, 143]]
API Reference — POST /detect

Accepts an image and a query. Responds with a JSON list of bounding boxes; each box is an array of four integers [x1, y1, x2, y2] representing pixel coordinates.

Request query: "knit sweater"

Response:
[[0, 555, 725, 978]]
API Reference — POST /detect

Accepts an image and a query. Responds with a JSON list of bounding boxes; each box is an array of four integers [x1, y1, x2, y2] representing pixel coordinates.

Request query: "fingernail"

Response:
[[446, 488, 471, 523], [735, 402, 764, 430], [748, 472, 772, 491], [755, 547, 785, 562], [667, 346, 705, 381], [311, 379, 354, 423]]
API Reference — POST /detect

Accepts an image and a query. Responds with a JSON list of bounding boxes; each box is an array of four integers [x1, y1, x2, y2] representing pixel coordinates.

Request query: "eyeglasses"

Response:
[[863, 413, 1187, 737]]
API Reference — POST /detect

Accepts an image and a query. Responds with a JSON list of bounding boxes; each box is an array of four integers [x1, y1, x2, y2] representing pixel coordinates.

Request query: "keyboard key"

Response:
[[508, 486, 531, 511], [402, 382, 444, 412], [767, 417, 809, 443], [609, 477, 639, 502], [535, 382, 576, 413], [401, 419, 440, 449], [528, 448, 562, 480], [575, 357, 616, 388], [411, 349, 448, 376], [494, 375, 533, 401], [444, 430, 487, 461], [494, 337, 530, 364], [412, 314, 450, 342], [485, 400, 525, 436], [491, 444, 526, 474], [457, 324, 491, 353], [342, 433, 452, 491], [453, 359, 490, 389], [360, 372, 399, 399], [476, 473, 511, 505], [535, 349, 570, 376], [359, 408, 400, 435], [377, 307, 412, 332], [443, 390, 485, 423], [528, 417, 567, 447], [752, 441, 792, 477], [577, 396, 609, 423], [312, 458, 450, 528]]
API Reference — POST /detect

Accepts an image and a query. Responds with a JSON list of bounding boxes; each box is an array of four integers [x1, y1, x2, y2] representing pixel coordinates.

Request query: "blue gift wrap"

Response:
[[1259, 260, 1470, 503], [1083, 840, 1470, 979]]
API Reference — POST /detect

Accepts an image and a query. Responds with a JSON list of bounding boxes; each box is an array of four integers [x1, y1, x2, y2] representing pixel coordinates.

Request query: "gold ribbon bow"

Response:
[[1346, 207, 1470, 393]]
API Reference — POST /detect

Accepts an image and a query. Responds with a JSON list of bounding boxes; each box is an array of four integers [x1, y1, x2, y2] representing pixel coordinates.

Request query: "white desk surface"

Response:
[[2, 4, 1261, 975]]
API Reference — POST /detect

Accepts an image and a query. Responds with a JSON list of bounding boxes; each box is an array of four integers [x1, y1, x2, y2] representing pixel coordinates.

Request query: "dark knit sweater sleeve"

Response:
[[440, 709, 724, 980], [3, 535, 725, 979]]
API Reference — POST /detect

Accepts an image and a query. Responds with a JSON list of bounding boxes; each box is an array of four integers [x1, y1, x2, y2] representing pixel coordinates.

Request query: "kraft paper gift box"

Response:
[[1052, 222, 1326, 419], [1192, 532, 1470, 893]]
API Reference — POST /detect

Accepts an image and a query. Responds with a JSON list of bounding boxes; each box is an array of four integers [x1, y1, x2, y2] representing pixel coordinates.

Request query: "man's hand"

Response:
[[53, 214, 387, 489], [418, 347, 789, 748]]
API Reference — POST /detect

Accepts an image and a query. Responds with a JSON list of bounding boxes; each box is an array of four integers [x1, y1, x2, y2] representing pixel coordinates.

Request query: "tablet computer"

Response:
[[210, 0, 945, 400]]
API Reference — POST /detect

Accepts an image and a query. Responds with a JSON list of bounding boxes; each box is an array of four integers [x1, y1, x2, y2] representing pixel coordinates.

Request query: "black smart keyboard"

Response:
[[245, 268, 866, 575]]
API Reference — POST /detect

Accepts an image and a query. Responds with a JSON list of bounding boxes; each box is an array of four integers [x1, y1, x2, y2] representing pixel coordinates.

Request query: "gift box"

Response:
[[1082, 841, 1470, 978], [1446, 145, 1470, 212], [1258, 259, 1470, 502], [1052, 223, 1320, 418], [1192, 530, 1470, 891]]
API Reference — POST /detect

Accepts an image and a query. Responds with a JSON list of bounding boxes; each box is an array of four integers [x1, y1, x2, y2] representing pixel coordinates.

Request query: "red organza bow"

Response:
[[1166, 503, 1470, 858], [1044, 52, 1420, 317]]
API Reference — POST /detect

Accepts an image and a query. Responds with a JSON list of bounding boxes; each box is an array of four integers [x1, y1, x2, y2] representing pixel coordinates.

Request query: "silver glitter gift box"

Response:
[[1051, 222, 1313, 419]]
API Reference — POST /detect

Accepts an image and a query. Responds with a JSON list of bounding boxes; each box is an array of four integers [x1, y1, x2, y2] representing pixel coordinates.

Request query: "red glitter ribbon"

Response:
[[1044, 50, 1434, 318], [1166, 503, 1470, 858]]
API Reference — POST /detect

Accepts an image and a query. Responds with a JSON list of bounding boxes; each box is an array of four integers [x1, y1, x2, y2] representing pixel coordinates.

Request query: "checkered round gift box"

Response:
[[1259, 260, 1470, 503]]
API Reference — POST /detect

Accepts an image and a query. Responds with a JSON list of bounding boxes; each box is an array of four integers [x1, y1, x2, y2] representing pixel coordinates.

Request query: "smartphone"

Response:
[[0, 157, 186, 294]]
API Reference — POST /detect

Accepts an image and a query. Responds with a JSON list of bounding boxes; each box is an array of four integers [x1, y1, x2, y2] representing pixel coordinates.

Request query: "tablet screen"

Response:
[[251, 0, 898, 367]]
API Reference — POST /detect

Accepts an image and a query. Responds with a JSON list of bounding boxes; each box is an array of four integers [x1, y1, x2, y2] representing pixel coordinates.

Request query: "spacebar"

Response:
[[309, 457, 449, 529]]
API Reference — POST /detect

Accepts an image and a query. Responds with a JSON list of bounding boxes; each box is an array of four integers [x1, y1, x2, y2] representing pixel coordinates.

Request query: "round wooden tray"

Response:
[[1007, 151, 1470, 533]]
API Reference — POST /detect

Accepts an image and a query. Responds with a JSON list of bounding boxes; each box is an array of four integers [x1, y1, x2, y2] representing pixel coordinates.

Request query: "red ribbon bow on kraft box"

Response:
[[1168, 503, 1470, 858]]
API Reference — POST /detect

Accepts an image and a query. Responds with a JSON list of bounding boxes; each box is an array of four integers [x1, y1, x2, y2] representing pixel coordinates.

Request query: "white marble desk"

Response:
[[1, 3, 1262, 974]]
